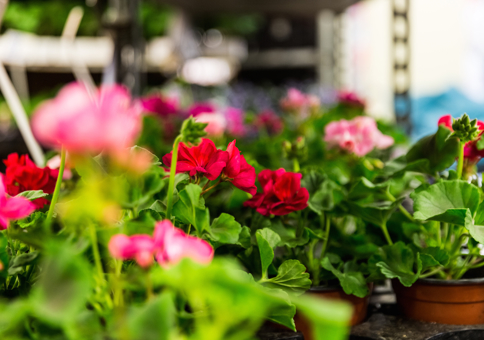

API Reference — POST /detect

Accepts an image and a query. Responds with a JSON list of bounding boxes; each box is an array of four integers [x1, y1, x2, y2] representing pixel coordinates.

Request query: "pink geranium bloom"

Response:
[[153, 220, 213, 267], [0, 175, 35, 229], [108, 220, 213, 268], [438, 114, 484, 162], [32, 82, 142, 155], [108, 234, 156, 268], [195, 112, 227, 137], [162, 138, 228, 180], [244, 169, 309, 216], [140, 94, 178, 116], [223, 141, 257, 195], [324, 116, 394, 157], [280, 88, 321, 115], [254, 110, 284, 135], [337, 91, 365, 108], [225, 107, 248, 137], [188, 102, 216, 117]]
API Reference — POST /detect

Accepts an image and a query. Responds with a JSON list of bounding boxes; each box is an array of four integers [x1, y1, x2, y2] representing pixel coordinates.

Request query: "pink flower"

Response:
[[280, 88, 320, 115], [108, 234, 155, 268], [225, 107, 248, 137], [337, 91, 365, 108], [254, 110, 284, 135], [195, 112, 227, 137], [244, 169, 309, 216], [108, 220, 213, 268], [162, 138, 229, 180], [32, 82, 142, 155], [438, 114, 484, 162], [0, 175, 35, 229], [140, 94, 179, 116], [188, 102, 216, 117], [153, 220, 214, 267], [223, 141, 257, 195], [324, 116, 394, 157]]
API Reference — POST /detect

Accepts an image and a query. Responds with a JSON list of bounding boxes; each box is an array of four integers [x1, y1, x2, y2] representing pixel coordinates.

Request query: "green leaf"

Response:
[[406, 125, 460, 174], [16, 190, 48, 200], [265, 288, 296, 331], [411, 180, 480, 226], [31, 241, 92, 325], [321, 257, 369, 298], [17, 211, 46, 229], [419, 247, 450, 271], [256, 228, 281, 277], [123, 166, 165, 209], [346, 200, 402, 227], [262, 260, 311, 295], [209, 213, 242, 244], [129, 145, 161, 165], [172, 184, 208, 234], [372, 242, 421, 287], [348, 177, 389, 200], [8, 251, 39, 276], [0, 233, 8, 281], [127, 291, 175, 340], [302, 170, 345, 214], [237, 226, 251, 249]]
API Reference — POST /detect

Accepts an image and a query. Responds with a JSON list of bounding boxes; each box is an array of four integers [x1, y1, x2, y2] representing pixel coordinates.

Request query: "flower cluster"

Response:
[[3, 153, 58, 209], [140, 94, 179, 117], [254, 110, 284, 136], [109, 220, 214, 268], [324, 116, 394, 157], [280, 88, 320, 116], [244, 169, 309, 216], [0, 174, 35, 229], [32, 82, 142, 155], [162, 138, 257, 195], [337, 91, 365, 108], [438, 114, 484, 162]]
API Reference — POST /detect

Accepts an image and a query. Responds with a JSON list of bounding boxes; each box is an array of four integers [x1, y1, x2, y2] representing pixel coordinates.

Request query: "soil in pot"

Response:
[[393, 278, 484, 324], [427, 329, 484, 340], [294, 285, 372, 340]]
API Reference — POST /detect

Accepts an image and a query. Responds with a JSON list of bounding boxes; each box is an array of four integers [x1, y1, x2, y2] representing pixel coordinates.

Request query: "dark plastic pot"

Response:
[[393, 278, 484, 324], [294, 285, 372, 340]]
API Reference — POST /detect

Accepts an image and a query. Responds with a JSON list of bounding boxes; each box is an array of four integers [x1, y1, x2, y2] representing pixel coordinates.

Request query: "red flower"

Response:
[[140, 94, 178, 117], [438, 114, 484, 162], [162, 138, 228, 180], [254, 110, 284, 135], [3, 153, 58, 209], [223, 141, 257, 195], [244, 168, 309, 216]]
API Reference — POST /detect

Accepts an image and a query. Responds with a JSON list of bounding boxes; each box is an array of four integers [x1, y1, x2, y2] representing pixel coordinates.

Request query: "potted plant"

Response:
[[362, 113, 484, 324]]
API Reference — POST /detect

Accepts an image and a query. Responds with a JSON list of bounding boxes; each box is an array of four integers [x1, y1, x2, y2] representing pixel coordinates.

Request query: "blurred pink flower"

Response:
[[140, 94, 179, 116], [225, 107, 247, 137], [32, 82, 142, 155], [108, 220, 213, 268], [254, 110, 284, 135], [188, 102, 216, 117], [153, 220, 214, 267], [337, 91, 365, 108], [195, 112, 227, 137], [324, 116, 394, 157], [0, 175, 35, 229], [108, 234, 155, 268], [47, 155, 72, 180], [280, 88, 320, 115]]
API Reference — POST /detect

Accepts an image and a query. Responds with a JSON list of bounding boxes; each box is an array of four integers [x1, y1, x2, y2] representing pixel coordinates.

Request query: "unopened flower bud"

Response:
[[282, 137, 307, 162], [451, 113, 480, 143], [180, 117, 208, 144]]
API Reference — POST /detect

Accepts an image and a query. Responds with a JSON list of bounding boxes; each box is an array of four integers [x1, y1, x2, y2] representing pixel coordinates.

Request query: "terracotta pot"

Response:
[[392, 278, 484, 324], [294, 285, 372, 340]]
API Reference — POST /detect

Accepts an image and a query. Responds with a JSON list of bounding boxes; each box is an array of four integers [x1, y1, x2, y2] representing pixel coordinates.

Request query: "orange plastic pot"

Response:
[[294, 285, 372, 340], [393, 278, 484, 324]]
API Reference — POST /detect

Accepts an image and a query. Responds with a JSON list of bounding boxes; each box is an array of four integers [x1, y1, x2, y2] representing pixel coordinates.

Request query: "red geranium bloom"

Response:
[[438, 114, 484, 162], [162, 138, 228, 180], [223, 141, 257, 195], [244, 168, 309, 216], [254, 110, 284, 136], [3, 153, 58, 209]]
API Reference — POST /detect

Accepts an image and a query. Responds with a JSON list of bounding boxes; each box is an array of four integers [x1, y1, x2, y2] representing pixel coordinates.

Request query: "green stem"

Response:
[[381, 221, 393, 245], [166, 135, 183, 221], [457, 141, 465, 180], [293, 158, 300, 172], [46, 147, 66, 228], [201, 179, 222, 196], [442, 223, 449, 249], [320, 213, 331, 259], [113, 259, 124, 308], [420, 266, 444, 278], [89, 223, 105, 284], [386, 191, 415, 222], [146, 271, 153, 301]]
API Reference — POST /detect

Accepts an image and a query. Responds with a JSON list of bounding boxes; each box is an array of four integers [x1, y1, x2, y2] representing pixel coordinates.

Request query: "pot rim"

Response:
[[416, 277, 484, 286], [309, 285, 341, 292], [425, 329, 484, 340]]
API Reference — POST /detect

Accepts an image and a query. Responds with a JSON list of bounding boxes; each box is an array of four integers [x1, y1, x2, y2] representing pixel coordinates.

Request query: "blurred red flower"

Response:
[[3, 153, 58, 209], [223, 140, 257, 195]]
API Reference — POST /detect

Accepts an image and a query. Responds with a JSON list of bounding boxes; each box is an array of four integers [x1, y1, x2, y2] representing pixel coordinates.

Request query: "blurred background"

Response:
[[0, 0, 483, 158]]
